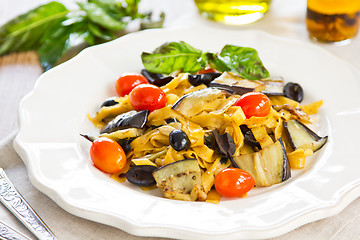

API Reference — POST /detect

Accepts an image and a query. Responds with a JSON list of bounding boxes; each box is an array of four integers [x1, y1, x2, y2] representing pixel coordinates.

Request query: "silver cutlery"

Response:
[[0, 168, 56, 240], [0, 220, 32, 240]]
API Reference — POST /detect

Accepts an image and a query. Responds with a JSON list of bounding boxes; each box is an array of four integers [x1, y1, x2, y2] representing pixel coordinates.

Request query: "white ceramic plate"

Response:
[[14, 26, 360, 239]]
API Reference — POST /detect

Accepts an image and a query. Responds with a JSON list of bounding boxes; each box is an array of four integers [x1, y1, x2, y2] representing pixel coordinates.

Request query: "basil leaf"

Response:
[[87, 22, 114, 41], [78, 2, 127, 31], [38, 16, 89, 70], [89, 0, 136, 19], [141, 41, 202, 74], [209, 45, 270, 80], [0, 2, 69, 55], [0, 0, 163, 71]]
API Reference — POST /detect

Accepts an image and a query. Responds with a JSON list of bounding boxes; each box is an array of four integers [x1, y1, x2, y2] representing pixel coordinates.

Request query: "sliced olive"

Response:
[[126, 165, 157, 187], [101, 97, 118, 108], [169, 129, 190, 151], [118, 138, 133, 154], [240, 125, 261, 150], [284, 82, 304, 102], [212, 129, 236, 157], [188, 72, 221, 86], [165, 118, 178, 124], [141, 69, 173, 87], [141, 69, 163, 80]]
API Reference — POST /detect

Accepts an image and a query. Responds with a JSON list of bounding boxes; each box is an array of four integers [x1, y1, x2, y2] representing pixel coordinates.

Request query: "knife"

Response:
[[0, 220, 32, 240], [0, 168, 56, 240]]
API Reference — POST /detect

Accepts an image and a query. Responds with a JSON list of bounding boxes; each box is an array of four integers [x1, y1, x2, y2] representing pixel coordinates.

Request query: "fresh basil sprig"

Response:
[[142, 41, 270, 80], [208, 45, 270, 80], [0, 2, 69, 56], [141, 41, 203, 74], [0, 0, 164, 70]]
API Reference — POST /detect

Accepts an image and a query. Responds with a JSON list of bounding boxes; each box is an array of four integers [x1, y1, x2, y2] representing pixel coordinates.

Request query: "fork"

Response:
[[0, 168, 56, 240], [0, 220, 32, 240]]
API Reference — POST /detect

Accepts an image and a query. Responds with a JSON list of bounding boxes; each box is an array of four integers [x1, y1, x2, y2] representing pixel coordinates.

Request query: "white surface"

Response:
[[13, 26, 360, 239]]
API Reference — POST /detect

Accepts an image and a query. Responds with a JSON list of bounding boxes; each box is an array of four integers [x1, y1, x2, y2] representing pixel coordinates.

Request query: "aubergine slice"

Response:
[[100, 128, 144, 141], [100, 110, 149, 134], [209, 72, 265, 95], [272, 104, 311, 124], [171, 87, 231, 118], [259, 77, 285, 96], [152, 159, 205, 201], [283, 119, 328, 152], [231, 139, 291, 187]]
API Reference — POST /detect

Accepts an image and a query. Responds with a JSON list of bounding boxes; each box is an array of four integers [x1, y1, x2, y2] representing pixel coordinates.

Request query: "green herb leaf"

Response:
[[141, 41, 203, 74], [38, 16, 89, 70], [209, 45, 270, 80], [0, 2, 69, 55], [78, 2, 127, 31], [0, 0, 163, 71]]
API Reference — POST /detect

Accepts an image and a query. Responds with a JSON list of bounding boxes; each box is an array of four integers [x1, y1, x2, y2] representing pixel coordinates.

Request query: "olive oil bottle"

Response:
[[194, 0, 272, 25], [306, 0, 360, 42]]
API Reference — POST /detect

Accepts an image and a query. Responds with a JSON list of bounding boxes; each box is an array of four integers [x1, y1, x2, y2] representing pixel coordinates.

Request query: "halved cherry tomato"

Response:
[[215, 168, 255, 197], [115, 74, 148, 97], [234, 92, 271, 118], [129, 84, 167, 111], [90, 137, 126, 173]]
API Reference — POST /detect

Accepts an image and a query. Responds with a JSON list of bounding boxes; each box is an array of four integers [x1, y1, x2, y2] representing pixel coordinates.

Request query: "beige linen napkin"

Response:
[[1, 132, 359, 239]]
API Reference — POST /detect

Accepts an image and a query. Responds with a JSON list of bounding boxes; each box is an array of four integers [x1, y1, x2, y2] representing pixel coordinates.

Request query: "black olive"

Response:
[[169, 129, 190, 151], [284, 82, 304, 103], [201, 72, 222, 85], [101, 97, 118, 108], [141, 69, 163, 80], [165, 118, 178, 124], [212, 129, 236, 157], [240, 125, 261, 150], [126, 165, 157, 187], [188, 74, 202, 86], [188, 72, 221, 86], [141, 69, 173, 87], [118, 139, 133, 154]]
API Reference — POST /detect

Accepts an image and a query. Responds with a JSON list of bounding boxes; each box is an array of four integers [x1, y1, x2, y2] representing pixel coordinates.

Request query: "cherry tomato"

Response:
[[115, 74, 148, 97], [197, 68, 216, 74], [129, 84, 167, 111], [90, 137, 126, 173], [234, 92, 271, 118], [215, 168, 255, 197]]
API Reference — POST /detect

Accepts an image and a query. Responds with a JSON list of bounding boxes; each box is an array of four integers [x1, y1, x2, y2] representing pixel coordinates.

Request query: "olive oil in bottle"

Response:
[[194, 0, 272, 25], [306, 0, 360, 42]]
